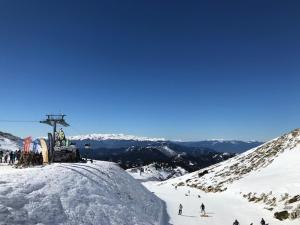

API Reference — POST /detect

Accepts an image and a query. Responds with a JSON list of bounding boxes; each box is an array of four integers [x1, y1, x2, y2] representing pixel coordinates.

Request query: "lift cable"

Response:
[[0, 119, 39, 123]]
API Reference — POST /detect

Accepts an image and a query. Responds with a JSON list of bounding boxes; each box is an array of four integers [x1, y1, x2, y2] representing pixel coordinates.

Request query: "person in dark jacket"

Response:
[[261, 218, 266, 225], [9, 151, 13, 164], [4, 154, 8, 163], [178, 204, 183, 215], [200, 203, 206, 215], [0, 151, 3, 163], [233, 219, 240, 225]]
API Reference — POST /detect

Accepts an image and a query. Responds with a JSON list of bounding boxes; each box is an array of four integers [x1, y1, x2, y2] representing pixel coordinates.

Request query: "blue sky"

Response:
[[0, 0, 299, 141]]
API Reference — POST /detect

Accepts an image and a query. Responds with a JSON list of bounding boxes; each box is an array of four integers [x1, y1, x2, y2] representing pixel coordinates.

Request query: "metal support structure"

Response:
[[40, 114, 70, 163]]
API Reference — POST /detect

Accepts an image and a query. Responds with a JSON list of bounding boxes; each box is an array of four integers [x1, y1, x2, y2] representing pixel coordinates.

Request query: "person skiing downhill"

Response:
[[233, 219, 240, 225], [178, 204, 183, 215], [200, 203, 205, 215]]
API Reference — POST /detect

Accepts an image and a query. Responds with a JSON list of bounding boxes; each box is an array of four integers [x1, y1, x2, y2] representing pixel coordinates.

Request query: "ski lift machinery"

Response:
[[40, 114, 79, 162]]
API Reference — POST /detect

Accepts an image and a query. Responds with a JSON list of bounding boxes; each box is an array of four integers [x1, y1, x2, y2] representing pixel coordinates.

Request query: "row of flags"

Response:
[[22, 137, 41, 153]]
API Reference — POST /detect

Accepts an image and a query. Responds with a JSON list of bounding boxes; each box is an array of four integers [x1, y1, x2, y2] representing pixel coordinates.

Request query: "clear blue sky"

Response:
[[0, 0, 299, 141]]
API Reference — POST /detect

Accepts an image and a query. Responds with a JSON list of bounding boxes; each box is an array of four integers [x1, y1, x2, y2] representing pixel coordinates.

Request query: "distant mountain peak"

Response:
[[68, 133, 166, 142]]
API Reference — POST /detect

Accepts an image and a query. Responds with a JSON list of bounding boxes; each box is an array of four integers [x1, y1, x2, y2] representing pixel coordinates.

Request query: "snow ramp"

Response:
[[0, 161, 168, 225]]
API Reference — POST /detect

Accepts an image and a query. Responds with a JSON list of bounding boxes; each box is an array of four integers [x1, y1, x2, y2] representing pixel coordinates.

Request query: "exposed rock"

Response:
[[274, 211, 289, 221]]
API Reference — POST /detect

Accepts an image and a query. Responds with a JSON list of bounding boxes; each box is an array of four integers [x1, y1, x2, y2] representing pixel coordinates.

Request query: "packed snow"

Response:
[[144, 181, 299, 225], [137, 129, 300, 224], [0, 161, 169, 225]]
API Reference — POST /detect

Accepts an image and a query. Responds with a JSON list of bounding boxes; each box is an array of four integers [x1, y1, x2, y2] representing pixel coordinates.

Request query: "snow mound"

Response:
[[0, 161, 168, 225], [68, 133, 165, 142]]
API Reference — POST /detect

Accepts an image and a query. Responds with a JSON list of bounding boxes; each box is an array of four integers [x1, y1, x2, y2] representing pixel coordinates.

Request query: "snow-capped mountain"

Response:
[[68, 133, 262, 153], [69, 133, 165, 142], [169, 128, 300, 221], [177, 139, 263, 153], [0, 131, 22, 151], [125, 145, 178, 157], [127, 163, 188, 181], [0, 161, 168, 225]]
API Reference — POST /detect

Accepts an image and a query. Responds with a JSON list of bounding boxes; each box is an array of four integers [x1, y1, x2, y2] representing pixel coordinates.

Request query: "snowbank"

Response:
[[0, 161, 168, 225]]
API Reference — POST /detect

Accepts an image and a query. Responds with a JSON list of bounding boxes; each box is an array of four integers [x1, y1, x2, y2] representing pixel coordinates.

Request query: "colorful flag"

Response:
[[23, 137, 32, 153]]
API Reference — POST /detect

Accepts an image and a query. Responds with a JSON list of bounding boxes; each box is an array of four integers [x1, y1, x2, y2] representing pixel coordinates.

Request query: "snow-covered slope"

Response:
[[127, 163, 187, 181], [0, 161, 168, 225], [0, 131, 21, 151], [69, 133, 165, 142], [167, 128, 300, 221], [125, 145, 178, 158]]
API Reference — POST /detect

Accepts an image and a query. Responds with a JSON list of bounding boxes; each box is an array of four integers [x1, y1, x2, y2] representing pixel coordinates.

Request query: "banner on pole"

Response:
[[23, 137, 32, 153]]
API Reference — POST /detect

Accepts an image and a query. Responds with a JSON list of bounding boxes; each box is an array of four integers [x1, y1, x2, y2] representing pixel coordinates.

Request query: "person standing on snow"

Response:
[[4, 153, 8, 163], [9, 151, 13, 164], [178, 204, 183, 215], [233, 219, 240, 225], [261, 218, 266, 225], [200, 203, 206, 215]]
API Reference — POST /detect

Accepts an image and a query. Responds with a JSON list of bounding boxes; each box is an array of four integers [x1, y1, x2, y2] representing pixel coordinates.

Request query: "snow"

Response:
[[159, 146, 177, 157], [68, 133, 165, 142], [0, 161, 168, 225], [230, 144, 300, 196], [135, 129, 300, 224], [144, 181, 299, 225], [127, 164, 187, 182], [0, 137, 19, 151]]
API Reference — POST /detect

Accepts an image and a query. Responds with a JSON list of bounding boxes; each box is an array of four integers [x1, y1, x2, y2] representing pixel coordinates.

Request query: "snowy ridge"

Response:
[[0, 138, 19, 151], [125, 145, 177, 158], [0, 132, 21, 151], [0, 161, 168, 225], [168, 128, 300, 221], [127, 163, 187, 182], [68, 133, 165, 142]]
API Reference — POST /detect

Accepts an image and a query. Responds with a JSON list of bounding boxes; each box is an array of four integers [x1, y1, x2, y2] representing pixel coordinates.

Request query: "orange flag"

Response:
[[23, 137, 32, 153]]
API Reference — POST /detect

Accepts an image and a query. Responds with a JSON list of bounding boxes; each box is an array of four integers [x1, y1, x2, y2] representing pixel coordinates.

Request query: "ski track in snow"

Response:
[[0, 162, 169, 225], [144, 181, 300, 225]]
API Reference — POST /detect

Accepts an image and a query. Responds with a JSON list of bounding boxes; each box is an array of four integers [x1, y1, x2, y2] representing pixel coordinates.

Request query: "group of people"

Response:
[[175, 190, 268, 225], [178, 203, 206, 216], [233, 218, 268, 225], [0, 150, 21, 164]]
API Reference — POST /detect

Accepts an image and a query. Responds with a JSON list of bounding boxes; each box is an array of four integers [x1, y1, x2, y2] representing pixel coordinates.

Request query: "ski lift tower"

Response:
[[40, 114, 70, 162]]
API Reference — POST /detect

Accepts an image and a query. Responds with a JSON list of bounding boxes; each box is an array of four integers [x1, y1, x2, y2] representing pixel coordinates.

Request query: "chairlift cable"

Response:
[[0, 119, 39, 123]]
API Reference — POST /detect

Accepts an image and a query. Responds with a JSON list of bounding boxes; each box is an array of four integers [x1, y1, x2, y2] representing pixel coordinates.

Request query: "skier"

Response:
[[233, 219, 240, 225], [178, 204, 183, 215], [9, 151, 13, 164], [261, 218, 266, 225], [200, 203, 205, 215], [4, 154, 8, 163], [0, 151, 3, 163], [11, 151, 15, 164]]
